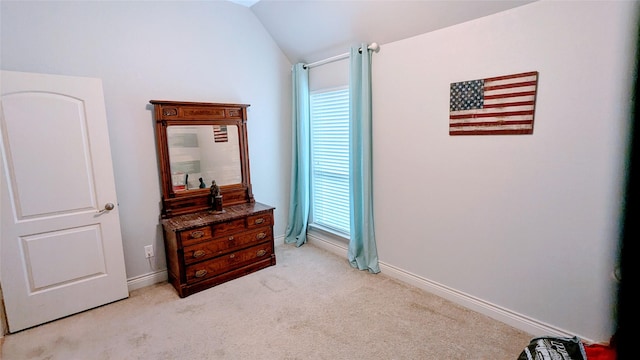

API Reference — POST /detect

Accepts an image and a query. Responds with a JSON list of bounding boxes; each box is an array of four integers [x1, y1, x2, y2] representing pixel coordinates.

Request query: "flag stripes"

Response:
[[213, 125, 228, 142], [449, 71, 538, 135]]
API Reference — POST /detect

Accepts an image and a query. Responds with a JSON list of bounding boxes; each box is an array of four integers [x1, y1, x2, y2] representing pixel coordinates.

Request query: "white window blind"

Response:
[[310, 87, 350, 235]]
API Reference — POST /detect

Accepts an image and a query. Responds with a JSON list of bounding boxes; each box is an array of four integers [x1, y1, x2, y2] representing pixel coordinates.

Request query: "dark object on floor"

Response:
[[517, 336, 586, 360]]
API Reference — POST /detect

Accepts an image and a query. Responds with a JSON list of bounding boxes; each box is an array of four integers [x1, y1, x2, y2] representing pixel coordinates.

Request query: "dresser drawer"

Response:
[[212, 218, 246, 237], [179, 226, 212, 247], [183, 227, 273, 265], [185, 242, 274, 284], [247, 213, 273, 228]]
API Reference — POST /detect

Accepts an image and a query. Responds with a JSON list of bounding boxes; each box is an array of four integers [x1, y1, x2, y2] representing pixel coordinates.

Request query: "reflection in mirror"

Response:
[[167, 125, 241, 192]]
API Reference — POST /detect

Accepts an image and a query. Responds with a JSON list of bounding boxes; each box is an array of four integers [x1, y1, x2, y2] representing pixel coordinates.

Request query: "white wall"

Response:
[[0, 1, 291, 284], [372, 1, 637, 343], [309, 58, 349, 91]]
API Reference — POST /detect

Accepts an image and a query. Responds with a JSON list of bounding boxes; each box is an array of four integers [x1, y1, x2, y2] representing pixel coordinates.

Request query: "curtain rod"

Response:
[[303, 42, 380, 69]]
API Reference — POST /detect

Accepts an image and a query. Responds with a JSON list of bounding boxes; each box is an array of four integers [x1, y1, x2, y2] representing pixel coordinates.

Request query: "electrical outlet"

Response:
[[144, 245, 154, 258]]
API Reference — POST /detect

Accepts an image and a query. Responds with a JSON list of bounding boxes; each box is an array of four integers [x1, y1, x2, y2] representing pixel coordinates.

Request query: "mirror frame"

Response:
[[150, 100, 254, 218]]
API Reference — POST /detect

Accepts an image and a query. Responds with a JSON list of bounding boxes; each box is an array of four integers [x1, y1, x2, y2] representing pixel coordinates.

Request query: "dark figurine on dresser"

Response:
[[210, 180, 223, 212]]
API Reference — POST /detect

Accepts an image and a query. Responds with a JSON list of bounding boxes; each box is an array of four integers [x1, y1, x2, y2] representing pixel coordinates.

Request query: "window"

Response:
[[310, 87, 350, 236]]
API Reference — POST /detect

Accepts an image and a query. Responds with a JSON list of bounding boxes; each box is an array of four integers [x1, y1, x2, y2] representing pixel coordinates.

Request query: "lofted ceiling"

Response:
[[231, 0, 537, 64]]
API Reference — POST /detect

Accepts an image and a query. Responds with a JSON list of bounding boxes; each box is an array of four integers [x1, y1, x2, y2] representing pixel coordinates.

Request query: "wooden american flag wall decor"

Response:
[[449, 71, 539, 135]]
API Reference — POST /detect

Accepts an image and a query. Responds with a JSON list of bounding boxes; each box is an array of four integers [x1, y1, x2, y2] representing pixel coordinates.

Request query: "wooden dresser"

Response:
[[161, 202, 276, 298], [150, 100, 276, 297]]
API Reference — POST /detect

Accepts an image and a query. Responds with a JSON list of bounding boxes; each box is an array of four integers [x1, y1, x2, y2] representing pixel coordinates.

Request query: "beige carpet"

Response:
[[1, 242, 533, 359]]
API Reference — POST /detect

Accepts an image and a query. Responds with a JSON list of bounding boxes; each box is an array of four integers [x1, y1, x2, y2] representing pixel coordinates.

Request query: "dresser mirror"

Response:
[[151, 100, 254, 217], [166, 125, 242, 189]]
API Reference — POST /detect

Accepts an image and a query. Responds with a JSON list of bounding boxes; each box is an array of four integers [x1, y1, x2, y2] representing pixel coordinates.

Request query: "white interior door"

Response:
[[0, 70, 128, 333]]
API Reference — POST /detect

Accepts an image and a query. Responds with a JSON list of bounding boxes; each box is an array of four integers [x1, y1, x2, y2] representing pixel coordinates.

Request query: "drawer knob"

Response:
[[190, 230, 205, 239], [255, 218, 265, 224], [195, 269, 207, 278], [256, 232, 266, 240], [229, 254, 236, 259], [193, 250, 206, 258], [256, 249, 267, 257], [228, 236, 235, 241]]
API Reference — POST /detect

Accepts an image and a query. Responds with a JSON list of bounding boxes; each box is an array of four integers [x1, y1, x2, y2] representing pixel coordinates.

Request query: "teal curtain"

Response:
[[284, 63, 310, 247], [348, 44, 380, 273]]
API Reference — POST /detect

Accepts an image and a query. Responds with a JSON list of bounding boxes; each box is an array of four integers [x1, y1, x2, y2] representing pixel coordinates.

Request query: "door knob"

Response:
[[97, 203, 115, 214]]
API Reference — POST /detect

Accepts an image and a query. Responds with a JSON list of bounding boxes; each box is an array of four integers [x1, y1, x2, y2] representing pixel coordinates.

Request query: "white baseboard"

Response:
[[127, 270, 168, 292], [274, 234, 285, 246], [307, 233, 586, 343]]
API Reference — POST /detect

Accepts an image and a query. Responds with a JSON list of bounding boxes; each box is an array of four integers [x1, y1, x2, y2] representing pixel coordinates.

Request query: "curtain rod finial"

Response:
[[369, 42, 380, 53]]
